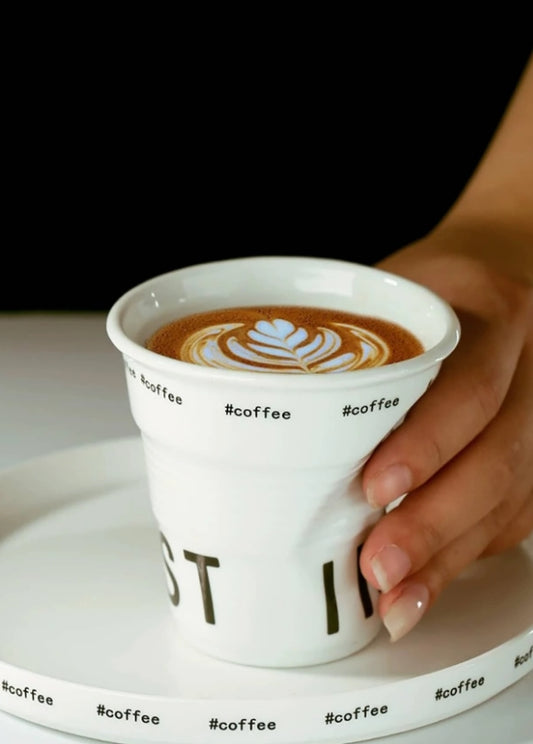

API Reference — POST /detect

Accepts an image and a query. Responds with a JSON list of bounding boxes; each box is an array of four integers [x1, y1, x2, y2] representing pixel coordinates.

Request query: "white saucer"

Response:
[[0, 437, 531, 744]]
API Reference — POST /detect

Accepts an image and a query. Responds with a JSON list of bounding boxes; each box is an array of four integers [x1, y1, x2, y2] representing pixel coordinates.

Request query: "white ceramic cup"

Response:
[[106, 256, 460, 667]]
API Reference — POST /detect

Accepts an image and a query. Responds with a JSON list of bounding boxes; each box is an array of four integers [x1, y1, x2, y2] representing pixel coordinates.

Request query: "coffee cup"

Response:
[[106, 256, 460, 667]]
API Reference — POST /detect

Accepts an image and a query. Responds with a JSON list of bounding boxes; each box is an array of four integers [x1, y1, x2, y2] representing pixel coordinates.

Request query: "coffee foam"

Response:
[[146, 306, 424, 374]]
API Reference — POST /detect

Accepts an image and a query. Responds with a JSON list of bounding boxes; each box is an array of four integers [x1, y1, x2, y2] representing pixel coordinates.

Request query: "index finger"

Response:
[[362, 309, 523, 508]]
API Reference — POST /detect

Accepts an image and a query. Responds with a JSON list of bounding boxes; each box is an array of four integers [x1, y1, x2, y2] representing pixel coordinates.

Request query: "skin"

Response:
[[359, 55, 533, 641]]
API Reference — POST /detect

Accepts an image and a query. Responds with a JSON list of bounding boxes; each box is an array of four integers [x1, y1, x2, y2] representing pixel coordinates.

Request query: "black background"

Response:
[[3, 35, 531, 311]]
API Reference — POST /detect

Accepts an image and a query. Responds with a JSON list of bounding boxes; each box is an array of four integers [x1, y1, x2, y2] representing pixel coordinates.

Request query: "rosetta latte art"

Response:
[[179, 317, 391, 373], [146, 306, 424, 373]]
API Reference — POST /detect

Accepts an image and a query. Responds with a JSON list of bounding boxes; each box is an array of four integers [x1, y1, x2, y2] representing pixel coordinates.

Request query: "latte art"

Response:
[[146, 306, 424, 374], [181, 318, 391, 373]]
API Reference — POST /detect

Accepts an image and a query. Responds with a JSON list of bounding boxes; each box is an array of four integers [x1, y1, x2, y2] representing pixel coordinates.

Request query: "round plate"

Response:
[[0, 437, 531, 744]]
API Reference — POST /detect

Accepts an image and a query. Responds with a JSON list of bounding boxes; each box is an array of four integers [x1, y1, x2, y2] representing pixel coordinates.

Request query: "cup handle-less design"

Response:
[[107, 256, 460, 667]]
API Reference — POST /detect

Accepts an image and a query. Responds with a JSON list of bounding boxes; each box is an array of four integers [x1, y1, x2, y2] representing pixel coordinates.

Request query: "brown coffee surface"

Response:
[[146, 306, 424, 373]]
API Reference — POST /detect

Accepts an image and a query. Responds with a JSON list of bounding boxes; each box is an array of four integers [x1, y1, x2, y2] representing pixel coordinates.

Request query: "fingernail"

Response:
[[382, 583, 430, 642], [366, 464, 412, 508], [370, 544, 412, 593]]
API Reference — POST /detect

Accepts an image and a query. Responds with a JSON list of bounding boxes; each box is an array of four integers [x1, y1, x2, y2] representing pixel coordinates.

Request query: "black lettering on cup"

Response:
[[160, 531, 179, 606], [357, 543, 374, 619], [184, 550, 220, 624], [323, 561, 340, 634], [323, 547, 374, 635]]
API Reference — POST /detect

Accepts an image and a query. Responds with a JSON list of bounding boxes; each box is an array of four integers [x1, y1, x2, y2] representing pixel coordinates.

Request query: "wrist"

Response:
[[433, 215, 533, 287], [377, 224, 532, 322]]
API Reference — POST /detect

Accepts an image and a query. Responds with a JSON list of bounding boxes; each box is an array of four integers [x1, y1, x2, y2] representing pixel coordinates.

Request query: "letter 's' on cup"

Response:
[[106, 256, 460, 667]]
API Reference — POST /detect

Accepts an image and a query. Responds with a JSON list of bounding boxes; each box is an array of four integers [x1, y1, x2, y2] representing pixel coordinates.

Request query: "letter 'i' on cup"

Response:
[[106, 256, 460, 668]]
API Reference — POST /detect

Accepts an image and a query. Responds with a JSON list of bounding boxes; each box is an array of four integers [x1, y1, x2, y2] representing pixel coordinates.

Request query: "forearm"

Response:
[[434, 55, 533, 282]]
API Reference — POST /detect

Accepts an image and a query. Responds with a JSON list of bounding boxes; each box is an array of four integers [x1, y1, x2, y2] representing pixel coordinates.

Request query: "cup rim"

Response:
[[106, 256, 461, 387]]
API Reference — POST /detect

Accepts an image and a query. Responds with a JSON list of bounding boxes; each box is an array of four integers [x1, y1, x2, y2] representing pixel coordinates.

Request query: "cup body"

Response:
[[106, 256, 460, 667]]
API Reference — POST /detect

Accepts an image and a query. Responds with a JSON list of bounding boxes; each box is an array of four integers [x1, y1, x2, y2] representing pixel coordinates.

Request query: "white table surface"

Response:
[[0, 312, 531, 744]]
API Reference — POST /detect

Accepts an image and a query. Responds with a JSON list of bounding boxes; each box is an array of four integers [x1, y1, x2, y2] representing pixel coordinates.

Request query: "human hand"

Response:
[[359, 228, 533, 641]]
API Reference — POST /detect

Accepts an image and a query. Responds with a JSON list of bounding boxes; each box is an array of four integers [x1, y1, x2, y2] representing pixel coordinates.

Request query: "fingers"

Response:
[[363, 311, 525, 509], [378, 488, 532, 641], [363, 421, 530, 595], [360, 340, 533, 638], [362, 340, 533, 583], [362, 260, 533, 512], [481, 491, 533, 556]]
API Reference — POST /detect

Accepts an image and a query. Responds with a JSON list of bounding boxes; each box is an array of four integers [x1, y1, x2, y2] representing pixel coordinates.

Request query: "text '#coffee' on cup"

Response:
[[146, 306, 424, 374]]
